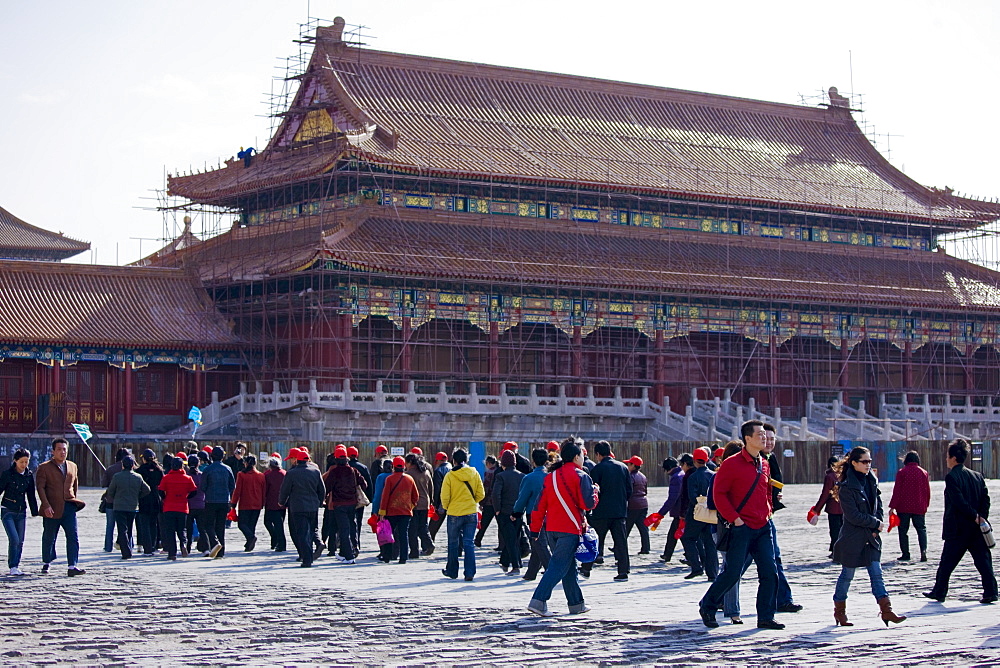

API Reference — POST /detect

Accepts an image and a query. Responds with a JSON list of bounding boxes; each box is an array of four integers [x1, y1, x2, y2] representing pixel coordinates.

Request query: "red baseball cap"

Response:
[[346, 446, 359, 457], [392, 456, 406, 467], [285, 448, 308, 461], [713, 447, 725, 459], [625, 456, 643, 467], [692, 449, 709, 462], [271, 452, 280, 458], [410, 447, 423, 455], [502, 441, 518, 451], [546, 441, 560, 451], [375, 444, 388, 454], [435, 452, 448, 461], [334, 445, 348, 458]]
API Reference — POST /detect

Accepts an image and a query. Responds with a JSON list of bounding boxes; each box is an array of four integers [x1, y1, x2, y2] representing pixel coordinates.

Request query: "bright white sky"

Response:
[[1, 0, 997, 265]]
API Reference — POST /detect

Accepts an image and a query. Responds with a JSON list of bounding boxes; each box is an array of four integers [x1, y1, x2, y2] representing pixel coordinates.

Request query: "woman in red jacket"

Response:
[[527, 438, 598, 617], [888, 451, 931, 562], [232, 456, 266, 552], [158, 457, 198, 560], [378, 457, 419, 564]]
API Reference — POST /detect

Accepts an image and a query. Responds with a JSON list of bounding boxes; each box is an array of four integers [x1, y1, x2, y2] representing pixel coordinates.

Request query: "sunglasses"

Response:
[[856, 459, 873, 465]]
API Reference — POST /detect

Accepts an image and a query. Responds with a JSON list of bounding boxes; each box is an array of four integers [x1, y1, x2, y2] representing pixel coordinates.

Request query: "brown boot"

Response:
[[877, 596, 906, 626], [834, 600, 853, 626]]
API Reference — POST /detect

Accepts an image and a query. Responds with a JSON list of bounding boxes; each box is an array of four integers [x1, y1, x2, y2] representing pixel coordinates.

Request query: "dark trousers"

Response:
[[388, 515, 411, 562], [661, 516, 681, 561], [42, 504, 80, 567], [332, 504, 357, 559], [827, 513, 844, 553], [625, 508, 651, 553], [237, 509, 261, 547], [497, 514, 523, 569], [114, 510, 136, 559], [354, 507, 365, 547], [582, 517, 630, 576], [409, 509, 433, 557], [264, 508, 287, 550], [160, 511, 187, 559], [700, 523, 777, 622], [930, 535, 998, 599], [524, 515, 551, 579], [322, 508, 334, 544], [681, 518, 718, 578], [187, 509, 208, 553], [137, 511, 159, 554], [202, 503, 229, 556], [475, 504, 496, 546], [897, 512, 927, 557], [290, 511, 318, 566]]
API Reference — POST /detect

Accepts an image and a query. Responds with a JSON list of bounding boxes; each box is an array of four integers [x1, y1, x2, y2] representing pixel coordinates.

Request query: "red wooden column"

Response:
[[653, 329, 665, 405], [123, 363, 134, 433], [340, 313, 354, 388], [768, 334, 779, 410], [571, 325, 583, 398], [838, 337, 850, 402], [903, 341, 913, 391], [50, 362, 62, 433], [488, 321, 500, 395], [401, 316, 413, 393]]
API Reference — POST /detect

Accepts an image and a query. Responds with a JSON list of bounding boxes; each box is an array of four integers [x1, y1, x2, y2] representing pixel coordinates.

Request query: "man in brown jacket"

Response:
[[35, 438, 86, 576]]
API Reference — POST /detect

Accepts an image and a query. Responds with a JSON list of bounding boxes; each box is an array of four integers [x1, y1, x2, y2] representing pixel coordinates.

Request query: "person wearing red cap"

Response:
[[404, 452, 435, 558], [712, 448, 725, 469], [428, 451, 452, 541], [504, 442, 533, 475], [232, 455, 265, 552], [681, 447, 717, 582], [410, 447, 423, 456], [346, 446, 373, 550], [378, 456, 419, 563], [624, 456, 650, 555], [370, 445, 389, 481], [323, 445, 367, 563], [278, 448, 326, 567]]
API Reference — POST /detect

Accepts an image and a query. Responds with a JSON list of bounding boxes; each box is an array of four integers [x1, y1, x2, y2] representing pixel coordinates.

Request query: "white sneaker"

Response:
[[343, 559, 356, 565], [9, 567, 24, 576]]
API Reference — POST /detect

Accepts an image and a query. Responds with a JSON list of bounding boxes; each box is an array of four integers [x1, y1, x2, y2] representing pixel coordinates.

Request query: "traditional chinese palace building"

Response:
[[18, 18, 1000, 441], [0, 206, 241, 434]]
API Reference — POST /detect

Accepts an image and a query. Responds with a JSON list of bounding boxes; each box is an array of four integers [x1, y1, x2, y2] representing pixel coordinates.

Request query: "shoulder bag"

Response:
[[715, 466, 763, 552], [693, 495, 717, 524], [551, 468, 598, 563]]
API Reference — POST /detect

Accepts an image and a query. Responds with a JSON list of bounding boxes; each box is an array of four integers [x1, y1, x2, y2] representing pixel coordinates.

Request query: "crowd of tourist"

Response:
[[0, 426, 995, 628]]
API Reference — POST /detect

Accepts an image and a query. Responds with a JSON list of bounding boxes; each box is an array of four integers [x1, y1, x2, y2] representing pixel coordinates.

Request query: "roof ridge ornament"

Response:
[[828, 87, 850, 109]]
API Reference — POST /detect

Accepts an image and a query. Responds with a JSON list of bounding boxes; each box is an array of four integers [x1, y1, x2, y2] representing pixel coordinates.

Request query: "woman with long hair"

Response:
[[831, 446, 905, 627], [0, 448, 38, 575], [526, 437, 599, 617]]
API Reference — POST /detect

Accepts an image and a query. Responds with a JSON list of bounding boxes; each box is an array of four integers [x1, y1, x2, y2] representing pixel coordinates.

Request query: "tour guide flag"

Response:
[[188, 406, 203, 437], [70, 423, 92, 443]]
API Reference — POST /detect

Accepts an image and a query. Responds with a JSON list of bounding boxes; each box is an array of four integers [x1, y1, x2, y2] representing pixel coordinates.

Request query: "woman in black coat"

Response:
[[831, 446, 905, 627]]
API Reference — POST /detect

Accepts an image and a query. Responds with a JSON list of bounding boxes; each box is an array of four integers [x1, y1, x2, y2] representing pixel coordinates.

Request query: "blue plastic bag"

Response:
[[575, 527, 599, 563]]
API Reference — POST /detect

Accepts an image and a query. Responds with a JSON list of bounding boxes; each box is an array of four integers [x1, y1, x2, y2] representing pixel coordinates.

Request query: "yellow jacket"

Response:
[[440, 464, 485, 516]]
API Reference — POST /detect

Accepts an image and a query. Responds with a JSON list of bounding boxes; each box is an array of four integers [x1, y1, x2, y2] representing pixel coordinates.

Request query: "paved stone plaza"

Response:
[[2, 480, 998, 666]]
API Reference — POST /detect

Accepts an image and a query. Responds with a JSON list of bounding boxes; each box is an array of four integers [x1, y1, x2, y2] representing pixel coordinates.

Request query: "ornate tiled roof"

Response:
[[0, 261, 240, 348], [144, 206, 1000, 313], [168, 19, 1000, 228], [0, 205, 90, 260]]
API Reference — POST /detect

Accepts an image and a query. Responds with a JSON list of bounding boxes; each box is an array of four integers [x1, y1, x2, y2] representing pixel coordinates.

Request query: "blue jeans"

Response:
[[700, 523, 777, 622], [720, 550, 741, 617], [834, 561, 888, 601], [445, 513, 477, 578], [530, 531, 584, 608], [2, 509, 26, 569], [770, 520, 794, 606], [41, 503, 80, 568]]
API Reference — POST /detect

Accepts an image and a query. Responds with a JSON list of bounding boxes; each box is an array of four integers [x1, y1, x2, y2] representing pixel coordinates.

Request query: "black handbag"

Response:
[[716, 465, 763, 552]]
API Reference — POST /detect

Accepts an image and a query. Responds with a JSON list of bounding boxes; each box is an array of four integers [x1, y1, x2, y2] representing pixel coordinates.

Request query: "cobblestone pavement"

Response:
[[2, 481, 998, 666]]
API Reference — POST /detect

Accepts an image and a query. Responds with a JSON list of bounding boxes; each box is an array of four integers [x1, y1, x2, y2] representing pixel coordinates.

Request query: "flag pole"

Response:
[[69, 423, 106, 472]]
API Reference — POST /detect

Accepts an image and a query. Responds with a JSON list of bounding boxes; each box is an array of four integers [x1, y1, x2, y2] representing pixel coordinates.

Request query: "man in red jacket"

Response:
[[698, 420, 782, 630], [888, 451, 931, 562]]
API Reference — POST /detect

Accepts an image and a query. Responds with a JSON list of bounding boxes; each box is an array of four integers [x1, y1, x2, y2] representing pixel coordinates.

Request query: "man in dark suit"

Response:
[[924, 439, 997, 604], [580, 440, 632, 582]]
